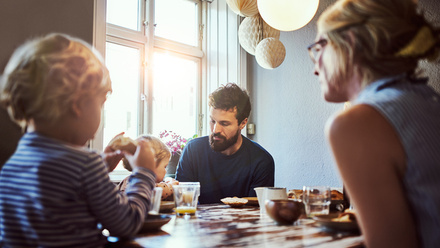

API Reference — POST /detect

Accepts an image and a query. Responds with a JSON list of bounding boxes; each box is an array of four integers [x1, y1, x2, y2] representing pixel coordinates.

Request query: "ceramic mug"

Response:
[[255, 187, 288, 215], [264, 187, 288, 202]]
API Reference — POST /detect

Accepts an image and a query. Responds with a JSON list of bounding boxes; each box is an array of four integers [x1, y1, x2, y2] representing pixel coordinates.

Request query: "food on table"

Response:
[[332, 209, 357, 222], [287, 189, 344, 200], [287, 189, 304, 199], [221, 197, 248, 207], [108, 134, 138, 154], [330, 190, 344, 200]]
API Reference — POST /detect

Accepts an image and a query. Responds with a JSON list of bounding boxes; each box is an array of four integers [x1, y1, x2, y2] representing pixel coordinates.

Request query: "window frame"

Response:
[[92, 0, 206, 181]]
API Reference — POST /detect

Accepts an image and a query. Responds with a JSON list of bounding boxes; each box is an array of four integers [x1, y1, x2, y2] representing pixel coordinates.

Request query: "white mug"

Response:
[[264, 187, 288, 201], [254, 187, 288, 215]]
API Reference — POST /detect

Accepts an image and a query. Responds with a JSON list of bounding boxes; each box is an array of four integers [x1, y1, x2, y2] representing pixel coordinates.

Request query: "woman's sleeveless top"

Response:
[[354, 75, 440, 248]]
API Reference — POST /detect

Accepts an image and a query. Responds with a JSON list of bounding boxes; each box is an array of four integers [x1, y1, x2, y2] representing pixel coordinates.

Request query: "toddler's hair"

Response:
[[0, 33, 111, 128], [122, 134, 171, 172]]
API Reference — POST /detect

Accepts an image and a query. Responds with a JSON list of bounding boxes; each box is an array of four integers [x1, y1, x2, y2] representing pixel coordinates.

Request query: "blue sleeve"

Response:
[[83, 156, 156, 237], [248, 154, 275, 196], [175, 142, 197, 182]]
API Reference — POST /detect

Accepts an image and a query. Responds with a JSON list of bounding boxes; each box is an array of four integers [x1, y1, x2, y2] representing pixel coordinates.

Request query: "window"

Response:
[[101, 0, 205, 180]]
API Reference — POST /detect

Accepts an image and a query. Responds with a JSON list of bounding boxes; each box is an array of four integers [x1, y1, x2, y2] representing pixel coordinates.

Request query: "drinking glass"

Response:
[[302, 186, 331, 217], [173, 182, 200, 215], [149, 187, 163, 214]]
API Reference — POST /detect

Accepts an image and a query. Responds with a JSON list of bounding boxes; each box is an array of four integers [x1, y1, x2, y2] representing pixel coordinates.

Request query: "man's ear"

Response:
[[239, 118, 248, 130]]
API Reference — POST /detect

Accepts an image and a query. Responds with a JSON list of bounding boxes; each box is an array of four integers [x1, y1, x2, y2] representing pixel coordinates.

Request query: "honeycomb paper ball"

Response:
[[238, 14, 280, 55], [226, 0, 259, 17], [255, 38, 286, 69]]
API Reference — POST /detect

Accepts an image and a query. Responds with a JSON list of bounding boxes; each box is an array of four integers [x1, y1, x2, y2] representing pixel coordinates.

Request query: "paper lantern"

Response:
[[238, 14, 280, 55], [226, 0, 259, 17], [257, 0, 320, 31], [255, 38, 286, 69]]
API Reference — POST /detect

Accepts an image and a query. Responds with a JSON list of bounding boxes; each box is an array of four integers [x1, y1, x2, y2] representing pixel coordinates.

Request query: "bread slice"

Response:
[[108, 134, 138, 154]]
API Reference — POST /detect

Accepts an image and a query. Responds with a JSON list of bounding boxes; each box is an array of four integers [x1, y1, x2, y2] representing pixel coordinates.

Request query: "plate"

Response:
[[138, 214, 171, 233], [243, 197, 259, 206], [313, 213, 359, 232], [160, 201, 175, 213]]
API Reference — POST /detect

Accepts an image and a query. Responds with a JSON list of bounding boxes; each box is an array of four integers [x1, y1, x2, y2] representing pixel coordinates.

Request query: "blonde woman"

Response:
[[0, 33, 160, 247], [118, 135, 179, 200], [309, 0, 440, 247]]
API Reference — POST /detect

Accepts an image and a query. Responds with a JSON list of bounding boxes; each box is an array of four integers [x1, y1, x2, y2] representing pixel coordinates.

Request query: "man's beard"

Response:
[[209, 130, 240, 152]]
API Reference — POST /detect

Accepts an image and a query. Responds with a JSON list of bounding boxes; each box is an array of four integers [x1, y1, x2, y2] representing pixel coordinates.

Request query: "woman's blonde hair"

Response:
[[0, 33, 111, 128], [122, 134, 171, 172], [318, 0, 439, 87]]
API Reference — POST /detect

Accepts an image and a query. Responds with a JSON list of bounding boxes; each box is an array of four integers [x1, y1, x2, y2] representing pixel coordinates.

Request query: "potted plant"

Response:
[[159, 130, 197, 176]]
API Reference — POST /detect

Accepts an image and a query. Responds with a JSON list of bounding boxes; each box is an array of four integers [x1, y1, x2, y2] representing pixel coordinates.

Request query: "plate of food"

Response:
[[221, 197, 248, 208], [243, 197, 259, 206], [160, 201, 175, 213], [138, 214, 171, 233], [313, 210, 359, 232]]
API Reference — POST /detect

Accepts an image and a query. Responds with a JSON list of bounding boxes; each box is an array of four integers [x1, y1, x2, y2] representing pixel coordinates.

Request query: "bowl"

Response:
[[265, 199, 305, 225], [138, 214, 171, 233], [160, 201, 175, 213]]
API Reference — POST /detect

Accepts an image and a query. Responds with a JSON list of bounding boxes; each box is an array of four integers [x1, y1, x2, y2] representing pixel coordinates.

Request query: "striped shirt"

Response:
[[354, 75, 440, 248], [0, 132, 156, 247]]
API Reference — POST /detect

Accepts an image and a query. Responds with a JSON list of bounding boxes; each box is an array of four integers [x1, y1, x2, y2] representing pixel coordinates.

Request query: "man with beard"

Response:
[[175, 83, 274, 204]]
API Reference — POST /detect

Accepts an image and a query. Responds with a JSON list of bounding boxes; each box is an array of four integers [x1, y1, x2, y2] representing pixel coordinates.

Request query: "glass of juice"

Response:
[[173, 182, 200, 215]]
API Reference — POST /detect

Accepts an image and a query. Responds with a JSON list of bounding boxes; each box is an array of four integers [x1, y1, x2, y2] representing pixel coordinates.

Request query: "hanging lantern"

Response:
[[238, 14, 280, 55], [257, 0, 320, 31], [255, 38, 286, 69], [226, 0, 259, 17]]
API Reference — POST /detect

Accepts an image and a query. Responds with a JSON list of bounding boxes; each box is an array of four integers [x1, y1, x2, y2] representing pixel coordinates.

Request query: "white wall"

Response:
[[247, 0, 440, 190]]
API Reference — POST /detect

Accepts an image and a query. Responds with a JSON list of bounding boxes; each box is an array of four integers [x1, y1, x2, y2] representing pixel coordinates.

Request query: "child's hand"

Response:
[[102, 146, 124, 172], [102, 132, 126, 172], [124, 139, 158, 175], [164, 177, 179, 185]]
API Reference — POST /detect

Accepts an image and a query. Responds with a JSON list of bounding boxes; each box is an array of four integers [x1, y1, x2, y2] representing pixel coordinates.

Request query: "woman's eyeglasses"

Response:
[[307, 39, 328, 63]]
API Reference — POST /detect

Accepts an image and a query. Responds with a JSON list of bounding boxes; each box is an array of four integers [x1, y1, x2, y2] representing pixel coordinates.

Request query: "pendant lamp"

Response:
[[257, 0, 320, 31]]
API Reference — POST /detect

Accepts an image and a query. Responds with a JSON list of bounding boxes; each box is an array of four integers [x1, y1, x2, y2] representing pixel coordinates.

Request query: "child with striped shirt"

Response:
[[0, 33, 161, 247]]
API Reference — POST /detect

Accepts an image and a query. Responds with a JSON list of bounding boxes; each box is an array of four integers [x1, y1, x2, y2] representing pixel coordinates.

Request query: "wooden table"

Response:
[[106, 204, 364, 248]]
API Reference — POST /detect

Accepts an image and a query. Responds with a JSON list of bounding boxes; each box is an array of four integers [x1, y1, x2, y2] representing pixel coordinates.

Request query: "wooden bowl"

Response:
[[265, 199, 305, 225]]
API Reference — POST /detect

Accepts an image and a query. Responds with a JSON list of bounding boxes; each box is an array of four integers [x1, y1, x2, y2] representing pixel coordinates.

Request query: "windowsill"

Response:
[[109, 170, 131, 183]]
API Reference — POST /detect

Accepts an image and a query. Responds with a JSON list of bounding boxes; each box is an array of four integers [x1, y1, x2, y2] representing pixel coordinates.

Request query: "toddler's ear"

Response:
[[70, 95, 87, 118], [70, 98, 82, 117]]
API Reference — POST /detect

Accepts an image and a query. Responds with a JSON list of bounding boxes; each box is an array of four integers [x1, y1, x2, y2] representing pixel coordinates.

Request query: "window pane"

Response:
[[155, 0, 198, 46], [152, 51, 198, 139], [104, 42, 141, 170], [107, 0, 139, 31]]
